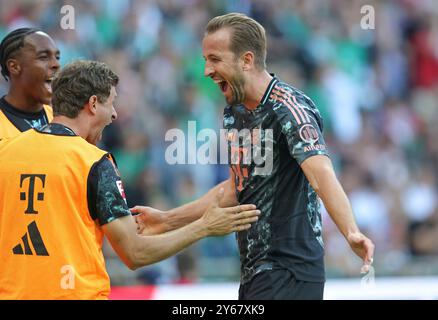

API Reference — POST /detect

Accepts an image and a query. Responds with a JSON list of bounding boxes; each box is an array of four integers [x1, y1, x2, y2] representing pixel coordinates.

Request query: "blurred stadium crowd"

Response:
[[1, 0, 438, 285]]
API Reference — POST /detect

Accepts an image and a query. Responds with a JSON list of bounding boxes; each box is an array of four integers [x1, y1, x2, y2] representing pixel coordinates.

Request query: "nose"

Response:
[[51, 56, 60, 71], [111, 107, 118, 121], [204, 62, 214, 78]]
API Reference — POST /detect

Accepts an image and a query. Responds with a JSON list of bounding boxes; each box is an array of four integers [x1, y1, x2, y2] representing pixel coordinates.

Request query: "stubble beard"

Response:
[[228, 69, 246, 106]]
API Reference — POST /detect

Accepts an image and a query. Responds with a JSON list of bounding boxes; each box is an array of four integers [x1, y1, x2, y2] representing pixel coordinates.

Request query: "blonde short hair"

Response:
[[205, 13, 267, 70]]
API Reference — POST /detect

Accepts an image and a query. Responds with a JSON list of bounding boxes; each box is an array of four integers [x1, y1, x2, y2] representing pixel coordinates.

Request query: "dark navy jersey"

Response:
[[38, 123, 131, 226], [0, 96, 50, 132], [223, 76, 328, 284]]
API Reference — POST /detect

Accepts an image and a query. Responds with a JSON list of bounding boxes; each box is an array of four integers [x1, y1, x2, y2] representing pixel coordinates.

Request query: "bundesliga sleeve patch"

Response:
[[116, 180, 127, 204]]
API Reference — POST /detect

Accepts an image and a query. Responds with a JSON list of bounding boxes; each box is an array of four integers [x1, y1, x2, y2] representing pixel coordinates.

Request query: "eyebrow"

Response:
[[206, 54, 220, 59], [36, 49, 60, 55]]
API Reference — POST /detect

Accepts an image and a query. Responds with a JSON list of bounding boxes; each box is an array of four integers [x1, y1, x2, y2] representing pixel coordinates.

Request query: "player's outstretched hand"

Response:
[[200, 188, 260, 236], [347, 232, 375, 274], [131, 206, 169, 235]]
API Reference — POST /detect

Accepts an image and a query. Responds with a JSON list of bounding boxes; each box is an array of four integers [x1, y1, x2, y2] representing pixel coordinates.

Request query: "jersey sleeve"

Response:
[[87, 154, 131, 226], [272, 92, 329, 165]]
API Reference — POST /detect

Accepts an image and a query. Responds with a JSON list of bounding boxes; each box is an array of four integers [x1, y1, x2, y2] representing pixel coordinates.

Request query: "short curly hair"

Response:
[[51, 60, 119, 118]]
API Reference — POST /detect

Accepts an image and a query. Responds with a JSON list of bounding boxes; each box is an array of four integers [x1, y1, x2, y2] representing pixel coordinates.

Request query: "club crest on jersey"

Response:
[[299, 124, 319, 144]]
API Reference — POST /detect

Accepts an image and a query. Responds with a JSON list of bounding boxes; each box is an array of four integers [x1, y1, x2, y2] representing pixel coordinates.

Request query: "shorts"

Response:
[[238, 268, 325, 300]]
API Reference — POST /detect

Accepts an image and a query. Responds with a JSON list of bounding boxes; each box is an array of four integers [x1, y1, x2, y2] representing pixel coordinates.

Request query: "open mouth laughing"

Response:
[[44, 76, 54, 94], [214, 79, 229, 94]]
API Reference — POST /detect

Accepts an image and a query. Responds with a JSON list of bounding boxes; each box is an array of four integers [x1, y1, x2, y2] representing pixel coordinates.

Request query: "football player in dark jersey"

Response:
[[133, 12, 374, 300]]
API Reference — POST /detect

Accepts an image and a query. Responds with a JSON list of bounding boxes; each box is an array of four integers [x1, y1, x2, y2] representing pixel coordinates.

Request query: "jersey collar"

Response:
[[259, 74, 279, 106]]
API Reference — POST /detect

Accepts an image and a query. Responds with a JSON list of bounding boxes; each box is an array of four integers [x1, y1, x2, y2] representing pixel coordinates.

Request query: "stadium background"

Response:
[[1, 0, 438, 298]]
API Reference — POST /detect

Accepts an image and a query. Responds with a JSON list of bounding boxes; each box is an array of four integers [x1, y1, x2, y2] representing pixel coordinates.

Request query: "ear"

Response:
[[87, 95, 98, 115], [241, 51, 254, 71], [6, 58, 21, 77]]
